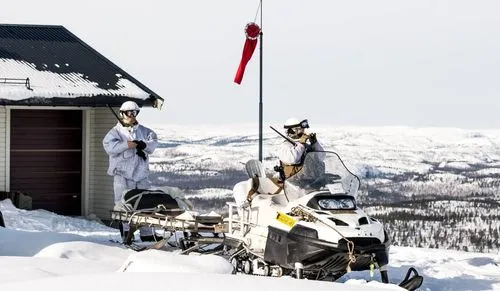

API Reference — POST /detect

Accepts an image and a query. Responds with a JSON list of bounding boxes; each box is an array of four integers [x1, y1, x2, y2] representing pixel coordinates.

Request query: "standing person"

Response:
[[102, 100, 159, 242]]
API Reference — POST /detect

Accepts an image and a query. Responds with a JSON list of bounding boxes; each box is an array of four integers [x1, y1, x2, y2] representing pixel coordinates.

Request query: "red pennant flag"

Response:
[[234, 22, 261, 84]]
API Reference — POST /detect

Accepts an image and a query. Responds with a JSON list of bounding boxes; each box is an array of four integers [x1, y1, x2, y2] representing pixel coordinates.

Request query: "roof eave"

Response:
[[0, 94, 164, 108]]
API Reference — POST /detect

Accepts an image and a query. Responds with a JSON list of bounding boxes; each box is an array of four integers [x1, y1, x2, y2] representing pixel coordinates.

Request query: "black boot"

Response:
[[119, 222, 131, 244], [0, 210, 5, 227]]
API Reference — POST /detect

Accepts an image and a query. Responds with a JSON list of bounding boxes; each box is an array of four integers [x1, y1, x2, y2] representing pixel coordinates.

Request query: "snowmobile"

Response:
[[225, 150, 423, 290]]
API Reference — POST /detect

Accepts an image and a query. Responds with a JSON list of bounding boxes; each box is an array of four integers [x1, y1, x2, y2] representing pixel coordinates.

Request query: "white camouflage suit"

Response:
[[278, 139, 324, 165], [102, 122, 158, 205]]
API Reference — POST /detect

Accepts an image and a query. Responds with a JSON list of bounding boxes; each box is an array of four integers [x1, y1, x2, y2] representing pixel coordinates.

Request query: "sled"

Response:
[[110, 189, 227, 253]]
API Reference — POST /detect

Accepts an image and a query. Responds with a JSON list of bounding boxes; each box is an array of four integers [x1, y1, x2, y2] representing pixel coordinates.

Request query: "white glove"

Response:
[[241, 200, 251, 209]]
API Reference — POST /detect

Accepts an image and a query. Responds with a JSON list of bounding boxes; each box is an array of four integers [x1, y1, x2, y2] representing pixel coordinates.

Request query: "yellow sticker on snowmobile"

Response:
[[276, 212, 296, 227]]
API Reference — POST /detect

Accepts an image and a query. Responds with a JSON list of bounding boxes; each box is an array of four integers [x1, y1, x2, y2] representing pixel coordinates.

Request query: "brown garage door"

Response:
[[10, 109, 82, 216]]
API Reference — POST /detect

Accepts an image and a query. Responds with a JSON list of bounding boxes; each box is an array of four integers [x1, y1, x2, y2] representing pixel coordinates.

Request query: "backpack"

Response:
[[121, 189, 184, 215]]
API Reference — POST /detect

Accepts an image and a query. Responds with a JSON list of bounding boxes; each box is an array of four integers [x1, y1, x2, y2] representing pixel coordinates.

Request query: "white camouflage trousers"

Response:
[[113, 175, 153, 237]]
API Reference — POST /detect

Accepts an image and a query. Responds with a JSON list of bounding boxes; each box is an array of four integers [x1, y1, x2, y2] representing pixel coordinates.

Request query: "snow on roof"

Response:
[[0, 58, 150, 100], [0, 24, 163, 107]]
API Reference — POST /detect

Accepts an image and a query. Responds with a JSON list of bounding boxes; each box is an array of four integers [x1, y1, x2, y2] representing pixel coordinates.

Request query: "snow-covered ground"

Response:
[[1, 199, 499, 291]]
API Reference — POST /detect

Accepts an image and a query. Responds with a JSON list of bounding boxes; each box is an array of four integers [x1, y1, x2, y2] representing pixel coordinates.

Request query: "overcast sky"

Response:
[[2, 0, 500, 129]]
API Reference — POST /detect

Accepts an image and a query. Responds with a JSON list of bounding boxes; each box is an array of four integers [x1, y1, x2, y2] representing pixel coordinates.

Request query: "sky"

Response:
[[1, 0, 500, 129], [1, 198, 500, 291]]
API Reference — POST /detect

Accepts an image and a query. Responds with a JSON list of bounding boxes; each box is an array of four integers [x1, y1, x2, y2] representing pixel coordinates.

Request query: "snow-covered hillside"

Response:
[[147, 124, 500, 253], [149, 124, 500, 197]]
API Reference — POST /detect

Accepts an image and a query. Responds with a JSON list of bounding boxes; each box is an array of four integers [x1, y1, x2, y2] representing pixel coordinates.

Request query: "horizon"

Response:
[[140, 112, 500, 131]]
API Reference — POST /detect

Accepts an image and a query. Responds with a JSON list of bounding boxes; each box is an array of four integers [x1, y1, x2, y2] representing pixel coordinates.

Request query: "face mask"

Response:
[[288, 127, 304, 138]]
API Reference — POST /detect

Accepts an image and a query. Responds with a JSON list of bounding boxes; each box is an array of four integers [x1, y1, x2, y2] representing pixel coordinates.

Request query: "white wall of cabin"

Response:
[[87, 107, 116, 219]]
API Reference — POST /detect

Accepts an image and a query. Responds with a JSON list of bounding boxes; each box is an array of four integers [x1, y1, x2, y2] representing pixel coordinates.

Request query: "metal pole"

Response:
[[258, 0, 263, 162], [259, 31, 263, 162]]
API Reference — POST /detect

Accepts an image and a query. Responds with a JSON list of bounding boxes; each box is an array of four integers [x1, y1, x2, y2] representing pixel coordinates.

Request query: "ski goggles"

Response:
[[299, 119, 309, 128], [122, 110, 139, 117]]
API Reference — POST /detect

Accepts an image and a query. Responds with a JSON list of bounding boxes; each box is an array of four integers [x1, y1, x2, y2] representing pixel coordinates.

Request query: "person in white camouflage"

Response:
[[232, 118, 324, 207], [102, 100, 158, 242], [277, 117, 324, 179]]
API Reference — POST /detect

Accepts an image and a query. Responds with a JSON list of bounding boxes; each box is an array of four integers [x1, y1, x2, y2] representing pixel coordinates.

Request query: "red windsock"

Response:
[[234, 22, 261, 85]]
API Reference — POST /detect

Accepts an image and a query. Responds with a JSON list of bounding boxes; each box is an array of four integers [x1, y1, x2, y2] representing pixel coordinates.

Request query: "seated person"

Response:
[[233, 117, 324, 207]]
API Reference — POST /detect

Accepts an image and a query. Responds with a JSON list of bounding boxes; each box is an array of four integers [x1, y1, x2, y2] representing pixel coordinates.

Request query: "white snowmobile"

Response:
[[225, 150, 423, 290]]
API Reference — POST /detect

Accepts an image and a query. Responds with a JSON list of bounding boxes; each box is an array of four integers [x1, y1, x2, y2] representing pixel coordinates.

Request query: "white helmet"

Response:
[[284, 117, 309, 129], [119, 101, 140, 118], [284, 117, 300, 129], [120, 101, 140, 111]]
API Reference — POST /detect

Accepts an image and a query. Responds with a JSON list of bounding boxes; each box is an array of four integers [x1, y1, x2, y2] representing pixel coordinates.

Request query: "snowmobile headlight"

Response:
[[318, 197, 355, 210]]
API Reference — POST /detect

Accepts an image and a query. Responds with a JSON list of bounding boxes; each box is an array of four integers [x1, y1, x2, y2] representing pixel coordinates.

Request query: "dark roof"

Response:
[[0, 24, 164, 108]]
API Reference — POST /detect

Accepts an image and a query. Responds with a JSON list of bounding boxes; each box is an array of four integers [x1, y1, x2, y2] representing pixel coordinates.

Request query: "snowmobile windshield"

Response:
[[284, 151, 360, 199]]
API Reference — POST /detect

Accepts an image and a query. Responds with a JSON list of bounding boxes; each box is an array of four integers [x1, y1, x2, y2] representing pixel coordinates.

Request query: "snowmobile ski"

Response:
[[398, 267, 424, 291]]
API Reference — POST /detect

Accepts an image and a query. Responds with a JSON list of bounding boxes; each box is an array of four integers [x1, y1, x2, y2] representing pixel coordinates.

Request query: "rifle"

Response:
[[269, 126, 297, 146], [107, 104, 125, 126]]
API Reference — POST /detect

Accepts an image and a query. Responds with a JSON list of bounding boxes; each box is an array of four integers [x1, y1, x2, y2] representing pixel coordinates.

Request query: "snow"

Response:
[[0, 58, 150, 100], [1, 199, 500, 290]]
